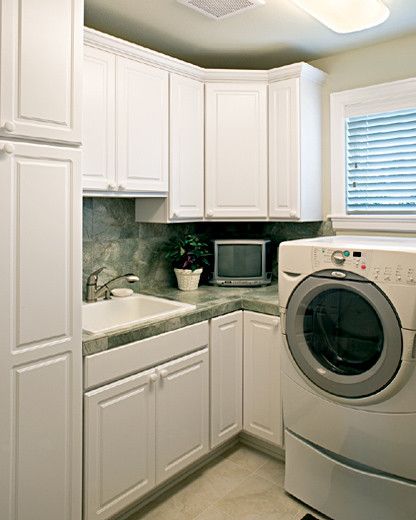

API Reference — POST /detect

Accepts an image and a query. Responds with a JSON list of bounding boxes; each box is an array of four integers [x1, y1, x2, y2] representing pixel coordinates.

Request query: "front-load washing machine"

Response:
[[278, 236, 416, 520]]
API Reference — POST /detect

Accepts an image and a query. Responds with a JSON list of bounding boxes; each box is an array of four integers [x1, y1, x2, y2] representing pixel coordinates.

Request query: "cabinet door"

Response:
[[170, 74, 204, 219], [117, 56, 168, 193], [243, 312, 282, 446], [205, 83, 267, 219], [156, 349, 209, 484], [84, 370, 156, 520], [269, 79, 300, 220], [83, 46, 116, 191], [0, 142, 82, 520], [210, 312, 243, 448], [0, 0, 82, 143]]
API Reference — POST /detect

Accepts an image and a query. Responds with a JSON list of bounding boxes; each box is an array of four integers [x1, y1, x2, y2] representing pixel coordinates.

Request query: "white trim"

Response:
[[84, 27, 327, 85], [330, 77, 416, 232], [331, 216, 416, 233]]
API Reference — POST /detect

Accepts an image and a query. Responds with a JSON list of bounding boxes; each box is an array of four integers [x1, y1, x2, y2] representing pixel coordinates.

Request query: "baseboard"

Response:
[[238, 431, 285, 461], [114, 437, 239, 520]]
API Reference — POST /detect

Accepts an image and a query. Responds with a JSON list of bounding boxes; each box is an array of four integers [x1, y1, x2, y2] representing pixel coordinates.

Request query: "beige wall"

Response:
[[309, 32, 416, 219]]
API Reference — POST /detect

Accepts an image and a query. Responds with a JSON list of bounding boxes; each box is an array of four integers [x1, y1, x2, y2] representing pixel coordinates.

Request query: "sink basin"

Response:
[[83, 294, 196, 334]]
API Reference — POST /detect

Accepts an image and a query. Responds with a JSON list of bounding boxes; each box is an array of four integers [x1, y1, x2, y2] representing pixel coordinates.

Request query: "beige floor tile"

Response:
[[216, 475, 304, 520], [254, 458, 285, 487], [195, 505, 233, 520], [197, 456, 252, 498], [223, 445, 270, 473]]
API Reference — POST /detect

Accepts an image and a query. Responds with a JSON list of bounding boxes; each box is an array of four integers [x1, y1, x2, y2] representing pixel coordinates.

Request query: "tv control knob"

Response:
[[332, 251, 346, 265]]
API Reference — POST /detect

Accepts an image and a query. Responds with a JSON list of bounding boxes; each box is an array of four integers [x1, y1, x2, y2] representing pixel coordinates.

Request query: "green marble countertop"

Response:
[[82, 283, 279, 356]]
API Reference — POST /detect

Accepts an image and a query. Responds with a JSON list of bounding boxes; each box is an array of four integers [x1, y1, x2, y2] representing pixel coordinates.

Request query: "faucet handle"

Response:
[[87, 267, 106, 285]]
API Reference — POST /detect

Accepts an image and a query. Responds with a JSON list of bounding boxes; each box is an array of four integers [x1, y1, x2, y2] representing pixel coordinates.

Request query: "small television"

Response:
[[211, 239, 273, 287]]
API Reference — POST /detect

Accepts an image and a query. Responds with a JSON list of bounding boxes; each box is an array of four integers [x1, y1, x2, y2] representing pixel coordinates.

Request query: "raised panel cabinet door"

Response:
[[243, 311, 283, 446], [0, 141, 82, 520], [84, 369, 156, 520], [205, 83, 268, 219], [170, 74, 204, 219], [117, 56, 169, 193], [210, 312, 243, 448], [155, 349, 209, 484], [269, 79, 301, 220], [83, 46, 116, 191], [0, 0, 82, 143]]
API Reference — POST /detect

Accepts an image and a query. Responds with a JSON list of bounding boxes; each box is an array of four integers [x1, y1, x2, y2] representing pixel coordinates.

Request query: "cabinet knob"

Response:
[[289, 211, 297, 218], [172, 212, 178, 218], [149, 373, 159, 384], [3, 121, 15, 133], [206, 211, 214, 218], [107, 183, 117, 191], [159, 369, 169, 379], [118, 184, 126, 191], [0, 143, 15, 155]]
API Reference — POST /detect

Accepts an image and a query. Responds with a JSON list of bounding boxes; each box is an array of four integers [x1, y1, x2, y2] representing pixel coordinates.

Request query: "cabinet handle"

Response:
[[149, 373, 159, 384], [0, 143, 15, 155], [107, 183, 117, 191], [289, 210, 297, 218], [118, 184, 126, 191], [206, 211, 214, 218], [3, 121, 15, 133], [159, 369, 169, 379], [172, 212, 178, 218]]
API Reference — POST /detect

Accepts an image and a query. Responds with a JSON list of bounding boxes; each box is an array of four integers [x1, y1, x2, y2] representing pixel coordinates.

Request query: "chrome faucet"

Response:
[[86, 267, 140, 302]]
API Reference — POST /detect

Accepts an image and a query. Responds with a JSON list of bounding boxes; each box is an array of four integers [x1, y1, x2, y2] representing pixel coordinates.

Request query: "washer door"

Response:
[[286, 272, 402, 398]]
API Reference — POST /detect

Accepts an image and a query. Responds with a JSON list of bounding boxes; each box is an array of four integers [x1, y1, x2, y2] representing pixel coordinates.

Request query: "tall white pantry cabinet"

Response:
[[0, 1, 83, 520]]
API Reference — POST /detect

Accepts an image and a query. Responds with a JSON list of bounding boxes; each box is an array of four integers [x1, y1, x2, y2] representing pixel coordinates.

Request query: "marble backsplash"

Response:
[[83, 197, 333, 298]]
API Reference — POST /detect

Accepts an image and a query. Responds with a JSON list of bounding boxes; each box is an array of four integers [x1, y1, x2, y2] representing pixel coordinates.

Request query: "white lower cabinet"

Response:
[[84, 348, 209, 520], [156, 349, 209, 483], [84, 369, 156, 520], [243, 311, 283, 446], [210, 312, 243, 448]]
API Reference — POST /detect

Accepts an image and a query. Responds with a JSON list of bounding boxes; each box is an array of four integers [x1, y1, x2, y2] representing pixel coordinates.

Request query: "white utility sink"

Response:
[[83, 294, 195, 334]]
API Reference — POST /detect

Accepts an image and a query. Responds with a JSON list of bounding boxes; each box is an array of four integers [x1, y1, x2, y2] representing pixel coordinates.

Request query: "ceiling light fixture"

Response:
[[291, 0, 390, 34]]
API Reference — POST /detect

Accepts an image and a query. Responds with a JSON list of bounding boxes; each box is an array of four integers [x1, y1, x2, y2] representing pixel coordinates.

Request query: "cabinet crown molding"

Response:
[[84, 27, 327, 84]]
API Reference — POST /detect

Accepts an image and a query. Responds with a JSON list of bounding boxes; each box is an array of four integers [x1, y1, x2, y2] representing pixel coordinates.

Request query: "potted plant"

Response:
[[165, 234, 211, 291]]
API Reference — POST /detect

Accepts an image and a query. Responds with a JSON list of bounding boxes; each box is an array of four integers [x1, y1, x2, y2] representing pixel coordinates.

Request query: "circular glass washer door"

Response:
[[286, 273, 402, 398]]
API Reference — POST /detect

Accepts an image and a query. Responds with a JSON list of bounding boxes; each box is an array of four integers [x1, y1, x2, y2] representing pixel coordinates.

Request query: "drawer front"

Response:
[[84, 321, 209, 390]]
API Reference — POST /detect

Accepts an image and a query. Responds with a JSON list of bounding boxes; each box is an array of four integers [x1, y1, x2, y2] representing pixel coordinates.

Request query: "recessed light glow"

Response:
[[291, 0, 390, 34]]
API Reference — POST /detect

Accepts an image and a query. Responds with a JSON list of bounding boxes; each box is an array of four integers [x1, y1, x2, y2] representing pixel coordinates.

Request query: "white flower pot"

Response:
[[174, 268, 203, 291]]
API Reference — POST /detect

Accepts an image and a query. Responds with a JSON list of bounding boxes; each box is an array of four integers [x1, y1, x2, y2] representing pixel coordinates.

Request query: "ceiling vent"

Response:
[[177, 0, 265, 20]]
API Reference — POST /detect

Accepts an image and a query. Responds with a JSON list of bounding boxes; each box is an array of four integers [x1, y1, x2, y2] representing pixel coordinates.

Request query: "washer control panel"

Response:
[[312, 247, 416, 285], [313, 247, 371, 272]]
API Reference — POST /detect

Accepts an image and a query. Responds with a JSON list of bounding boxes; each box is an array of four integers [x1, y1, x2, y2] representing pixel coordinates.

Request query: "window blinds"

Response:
[[346, 107, 416, 213]]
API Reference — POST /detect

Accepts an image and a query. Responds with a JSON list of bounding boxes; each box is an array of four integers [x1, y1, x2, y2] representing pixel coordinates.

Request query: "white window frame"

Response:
[[330, 77, 416, 232]]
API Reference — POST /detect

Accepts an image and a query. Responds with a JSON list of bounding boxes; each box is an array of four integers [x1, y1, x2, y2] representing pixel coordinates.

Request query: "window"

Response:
[[330, 78, 416, 232]]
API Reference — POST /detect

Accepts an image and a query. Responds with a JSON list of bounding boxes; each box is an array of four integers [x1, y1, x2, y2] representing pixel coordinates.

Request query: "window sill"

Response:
[[330, 215, 416, 233]]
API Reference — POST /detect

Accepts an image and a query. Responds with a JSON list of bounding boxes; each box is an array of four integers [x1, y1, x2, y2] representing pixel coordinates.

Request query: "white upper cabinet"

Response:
[[0, 0, 82, 143], [269, 69, 325, 221], [135, 73, 205, 222], [170, 74, 204, 220], [205, 83, 268, 219], [83, 46, 116, 191], [117, 57, 169, 193]]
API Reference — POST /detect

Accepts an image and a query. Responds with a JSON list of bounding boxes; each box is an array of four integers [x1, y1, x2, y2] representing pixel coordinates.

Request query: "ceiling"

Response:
[[84, 0, 416, 69]]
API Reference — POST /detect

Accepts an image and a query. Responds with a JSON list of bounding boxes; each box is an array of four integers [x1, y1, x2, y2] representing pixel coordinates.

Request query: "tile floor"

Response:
[[127, 444, 326, 520]]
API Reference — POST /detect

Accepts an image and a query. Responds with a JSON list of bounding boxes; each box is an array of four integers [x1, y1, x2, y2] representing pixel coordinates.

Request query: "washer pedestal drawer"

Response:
[[284, 430, 416, 520]]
